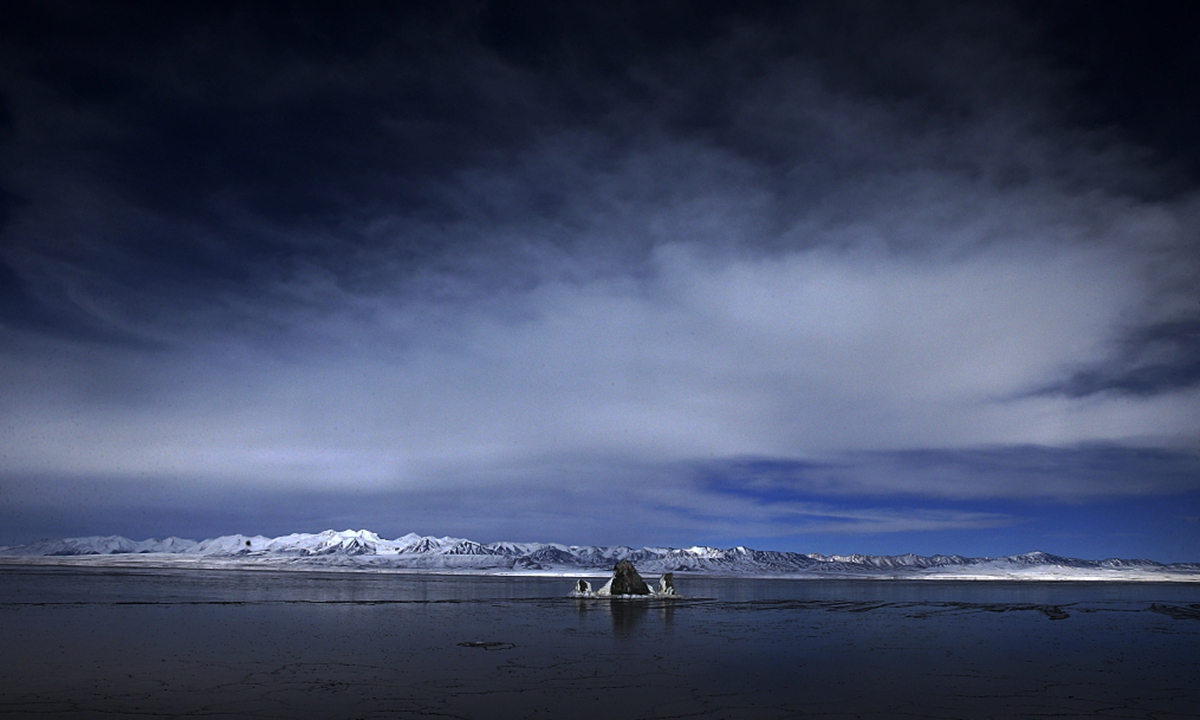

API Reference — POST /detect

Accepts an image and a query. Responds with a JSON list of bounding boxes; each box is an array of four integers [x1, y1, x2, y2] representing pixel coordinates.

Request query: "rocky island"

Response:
[[570, 559, 677, 598]]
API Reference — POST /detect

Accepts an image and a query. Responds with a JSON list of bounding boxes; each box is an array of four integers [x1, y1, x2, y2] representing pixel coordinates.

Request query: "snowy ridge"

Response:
[[3, 529, 1199, 579]]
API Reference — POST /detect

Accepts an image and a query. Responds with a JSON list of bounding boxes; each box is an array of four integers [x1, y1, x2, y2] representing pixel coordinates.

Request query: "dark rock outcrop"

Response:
[[657, 572, 675, 595], [610, 559, 651, 595]]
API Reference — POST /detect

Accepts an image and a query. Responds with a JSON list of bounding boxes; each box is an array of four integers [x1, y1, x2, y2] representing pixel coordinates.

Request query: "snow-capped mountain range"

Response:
[[3, 529, 1199, 580]]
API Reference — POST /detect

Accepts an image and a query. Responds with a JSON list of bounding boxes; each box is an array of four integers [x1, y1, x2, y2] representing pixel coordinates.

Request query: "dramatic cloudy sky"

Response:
[[2, 1, 1198, 560]]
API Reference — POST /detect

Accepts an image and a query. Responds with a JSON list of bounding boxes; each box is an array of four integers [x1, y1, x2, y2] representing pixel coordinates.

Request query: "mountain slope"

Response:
[[3, 529, 1198, 579]]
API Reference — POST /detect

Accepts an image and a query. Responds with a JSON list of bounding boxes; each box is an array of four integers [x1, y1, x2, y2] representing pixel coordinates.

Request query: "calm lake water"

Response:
[[1, 566, 1198, 719]]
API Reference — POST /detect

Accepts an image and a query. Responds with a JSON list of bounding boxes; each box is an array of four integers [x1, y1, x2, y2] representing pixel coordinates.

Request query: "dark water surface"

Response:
[[1, 566, 1198, 719]]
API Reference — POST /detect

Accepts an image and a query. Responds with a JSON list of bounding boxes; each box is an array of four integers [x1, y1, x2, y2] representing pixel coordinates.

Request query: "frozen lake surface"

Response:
[[1, 566, 1198, 719]]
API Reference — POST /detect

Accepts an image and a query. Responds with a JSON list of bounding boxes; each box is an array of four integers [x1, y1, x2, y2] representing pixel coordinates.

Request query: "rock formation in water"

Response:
[[569, 563, 680, 598], [610, 559, 652, 595]]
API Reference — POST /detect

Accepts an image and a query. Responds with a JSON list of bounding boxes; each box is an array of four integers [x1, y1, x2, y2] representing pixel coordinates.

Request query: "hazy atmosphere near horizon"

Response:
[[2, 1, 1198, 562]]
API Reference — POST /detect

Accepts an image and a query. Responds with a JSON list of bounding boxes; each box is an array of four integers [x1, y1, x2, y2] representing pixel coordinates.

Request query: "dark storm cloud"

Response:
[[1, 3, 539, 329], [1033, 1, 1200, 191], [0, 0, 1137, 329], [1, 1, 1198, 549], [4, 1, 1193, 331], [1041, 319, 1200, 397], [700, 445, 1200, 501]]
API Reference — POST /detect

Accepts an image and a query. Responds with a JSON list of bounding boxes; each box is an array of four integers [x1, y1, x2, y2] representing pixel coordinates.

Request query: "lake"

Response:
[[1, 565, 1198, 719]]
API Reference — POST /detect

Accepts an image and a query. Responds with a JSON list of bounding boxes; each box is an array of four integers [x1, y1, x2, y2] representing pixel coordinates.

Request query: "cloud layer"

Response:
[[1, 2, 1198, 554]]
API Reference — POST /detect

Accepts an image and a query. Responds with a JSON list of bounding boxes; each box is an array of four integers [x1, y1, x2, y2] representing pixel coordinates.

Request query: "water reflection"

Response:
[[608, 600, 648, 636], [573, 597, 677, 636]]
